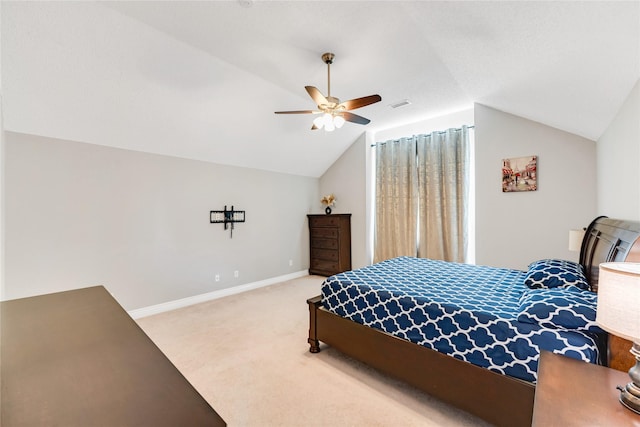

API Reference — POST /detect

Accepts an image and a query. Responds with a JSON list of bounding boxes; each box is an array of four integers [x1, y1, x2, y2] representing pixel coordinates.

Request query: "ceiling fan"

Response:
[[275, 52, 382, 131]]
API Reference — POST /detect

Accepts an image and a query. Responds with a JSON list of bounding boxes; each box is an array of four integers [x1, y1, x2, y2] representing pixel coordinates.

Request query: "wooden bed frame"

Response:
[[307, 216, 640, 427]]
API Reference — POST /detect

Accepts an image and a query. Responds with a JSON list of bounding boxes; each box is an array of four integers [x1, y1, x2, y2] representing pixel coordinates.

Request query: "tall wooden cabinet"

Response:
[[307, 214, 352, 276]]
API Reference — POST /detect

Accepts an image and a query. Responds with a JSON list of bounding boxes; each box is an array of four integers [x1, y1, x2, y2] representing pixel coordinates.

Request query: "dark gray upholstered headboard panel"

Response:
[[580, 216, 640, 292]]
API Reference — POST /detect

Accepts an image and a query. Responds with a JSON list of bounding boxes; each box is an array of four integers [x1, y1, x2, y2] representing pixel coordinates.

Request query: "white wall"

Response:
[[474, 104, 597, 269], [319, 134, 367, 269], [597, 79, 640, 220], [4, 132, 318, 310]]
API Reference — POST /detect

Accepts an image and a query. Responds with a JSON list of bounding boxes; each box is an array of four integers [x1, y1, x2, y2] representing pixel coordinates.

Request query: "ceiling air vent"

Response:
[[389, 99, 411, 109]]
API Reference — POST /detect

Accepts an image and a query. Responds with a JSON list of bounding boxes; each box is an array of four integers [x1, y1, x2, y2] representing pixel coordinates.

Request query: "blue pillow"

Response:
[[523, 259, 590, 290], [517, 288, 603, 332]]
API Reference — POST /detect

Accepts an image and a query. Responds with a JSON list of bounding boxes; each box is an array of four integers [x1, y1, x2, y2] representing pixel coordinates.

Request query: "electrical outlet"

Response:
[[289, 259, 293, 266], [234, 270, 239, 278], [215, 274, 220, 282]]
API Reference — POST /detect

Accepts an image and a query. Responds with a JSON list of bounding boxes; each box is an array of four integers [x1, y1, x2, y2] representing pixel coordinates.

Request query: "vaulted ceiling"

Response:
[[2, 1, 639, 177]]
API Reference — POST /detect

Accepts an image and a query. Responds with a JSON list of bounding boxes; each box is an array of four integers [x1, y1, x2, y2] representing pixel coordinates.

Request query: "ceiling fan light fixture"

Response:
[[312, 113, 345, 132], [313, 115, 325, 129], [322, 113, 336, 131]]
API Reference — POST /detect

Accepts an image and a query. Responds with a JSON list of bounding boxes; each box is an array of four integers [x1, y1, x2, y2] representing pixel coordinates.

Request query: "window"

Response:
[[373, 126, 473, 263]]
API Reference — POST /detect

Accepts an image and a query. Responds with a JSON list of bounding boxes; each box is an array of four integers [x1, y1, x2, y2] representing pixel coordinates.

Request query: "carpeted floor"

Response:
[[136, 275, 491, 426]]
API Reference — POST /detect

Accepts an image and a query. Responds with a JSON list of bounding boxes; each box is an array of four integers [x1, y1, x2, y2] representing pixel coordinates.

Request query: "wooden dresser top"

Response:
[[1, 286, 226, 426]]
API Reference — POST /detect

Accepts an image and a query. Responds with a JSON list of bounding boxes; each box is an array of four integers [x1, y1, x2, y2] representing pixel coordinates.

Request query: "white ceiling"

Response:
[[2, 1, 639, 177]]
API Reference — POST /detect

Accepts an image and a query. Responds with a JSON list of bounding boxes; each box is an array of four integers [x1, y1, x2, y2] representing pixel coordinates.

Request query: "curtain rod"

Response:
[[370, 125, 474, 147]]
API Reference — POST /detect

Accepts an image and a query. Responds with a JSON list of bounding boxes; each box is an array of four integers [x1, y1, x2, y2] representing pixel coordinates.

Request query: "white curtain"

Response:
[[374, 126, 471, 263]]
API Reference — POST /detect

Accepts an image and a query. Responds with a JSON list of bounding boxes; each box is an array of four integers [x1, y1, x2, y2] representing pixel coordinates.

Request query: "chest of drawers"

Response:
[[307, 214, 351, 276]]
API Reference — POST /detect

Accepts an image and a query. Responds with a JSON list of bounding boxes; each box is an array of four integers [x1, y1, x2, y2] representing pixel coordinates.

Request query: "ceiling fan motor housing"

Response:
[[324, 96, 341, 109], [322, 52, 335, 64]]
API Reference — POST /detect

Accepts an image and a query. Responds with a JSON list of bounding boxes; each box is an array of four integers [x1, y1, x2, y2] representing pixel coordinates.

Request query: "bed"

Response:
[[306, 216, 640, 426]]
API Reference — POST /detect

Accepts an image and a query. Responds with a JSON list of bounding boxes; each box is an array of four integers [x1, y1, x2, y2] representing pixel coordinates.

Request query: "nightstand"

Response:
[[533, 350, 640, 426]]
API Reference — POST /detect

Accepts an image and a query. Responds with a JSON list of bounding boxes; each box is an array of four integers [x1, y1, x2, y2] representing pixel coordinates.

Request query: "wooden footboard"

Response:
[[307, 295, 535, 427]]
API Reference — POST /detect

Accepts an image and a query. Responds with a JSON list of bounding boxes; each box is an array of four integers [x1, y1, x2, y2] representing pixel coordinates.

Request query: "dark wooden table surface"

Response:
[[1, 286, 226, 426], [533, 350, 640, 426]]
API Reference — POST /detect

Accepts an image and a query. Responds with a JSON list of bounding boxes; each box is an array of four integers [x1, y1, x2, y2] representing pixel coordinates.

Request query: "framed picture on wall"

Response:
[[502, 155, 537, 192]]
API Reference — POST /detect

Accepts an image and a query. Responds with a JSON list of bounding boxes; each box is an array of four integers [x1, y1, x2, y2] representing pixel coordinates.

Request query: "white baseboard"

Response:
[[128, 270, 309, 319]]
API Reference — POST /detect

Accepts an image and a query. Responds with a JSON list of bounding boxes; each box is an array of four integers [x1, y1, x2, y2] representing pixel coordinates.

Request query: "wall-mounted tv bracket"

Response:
[[210, 205, 245, 238]]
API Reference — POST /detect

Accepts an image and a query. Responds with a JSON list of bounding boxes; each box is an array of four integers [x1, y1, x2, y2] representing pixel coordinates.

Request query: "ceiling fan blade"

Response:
[[339, 94, 382, 111], [274, 110, 318, 114], [342, 111, 371, 125], [305, 86, 329, 106], [311, 124, 319, 130]]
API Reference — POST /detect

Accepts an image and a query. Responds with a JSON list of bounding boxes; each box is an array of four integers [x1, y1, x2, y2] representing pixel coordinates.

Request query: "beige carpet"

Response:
[[136, 275, 491, 427]]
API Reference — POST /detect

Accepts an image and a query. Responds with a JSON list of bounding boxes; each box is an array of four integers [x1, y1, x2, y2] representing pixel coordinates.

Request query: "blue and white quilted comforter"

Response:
[[321, 256, 604, 383]]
